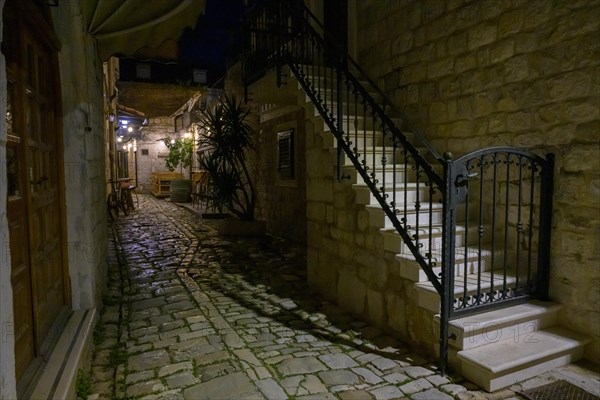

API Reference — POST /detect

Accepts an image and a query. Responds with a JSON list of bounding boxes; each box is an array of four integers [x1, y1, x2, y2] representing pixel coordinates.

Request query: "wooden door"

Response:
[[3, 0, 69, 383], [5, 70, 35, 382], [22, 19, 67, 354]]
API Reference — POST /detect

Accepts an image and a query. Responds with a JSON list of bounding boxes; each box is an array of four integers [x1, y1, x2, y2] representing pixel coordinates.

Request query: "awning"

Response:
[[83, 0, 206, 60], [117, 104, 147, 138]]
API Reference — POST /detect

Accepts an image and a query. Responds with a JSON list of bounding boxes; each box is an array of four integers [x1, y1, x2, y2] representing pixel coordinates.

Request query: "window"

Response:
[[141, 148, 149, 156], [193, 69, 207, 84], [117, 151, 129, 178], [174, 114, 184, 132], [277, 129, 294, 179]]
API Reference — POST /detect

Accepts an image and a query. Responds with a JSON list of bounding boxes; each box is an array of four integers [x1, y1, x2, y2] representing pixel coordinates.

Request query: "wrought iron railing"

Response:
[[243, 0, 554, 374]]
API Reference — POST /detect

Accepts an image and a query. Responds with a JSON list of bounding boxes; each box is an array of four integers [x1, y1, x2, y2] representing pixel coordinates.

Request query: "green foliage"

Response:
[[93, 322, 105, 346], [108, 344, 128, 367], [198, 95, 257, 221], [102, 294, 119, 306], [163, 137, 194, 177], [75, 369, 92, 400]]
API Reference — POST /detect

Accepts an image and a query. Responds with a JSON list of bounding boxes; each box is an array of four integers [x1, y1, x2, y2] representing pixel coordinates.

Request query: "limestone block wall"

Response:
[[118, 81, 200, 119], [254, 106, 307, 244], [135, 116, 190, 193], [225, 63, 309, 243], [304, 116, 437, 355], [354, 0, 600, 361], [51, 2, 108, 310]]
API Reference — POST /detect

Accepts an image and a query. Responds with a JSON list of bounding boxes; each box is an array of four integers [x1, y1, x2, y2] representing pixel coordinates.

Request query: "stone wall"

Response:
[[354, 0, 600, 362], [1, 1, 109, 395], [254, 106, 307, 244], [136, 116, 191, 193], [52, 2, 108, 310], [224, 63, 309, 242], [303, 111, 437, 356], [118, 81, 200, 118]]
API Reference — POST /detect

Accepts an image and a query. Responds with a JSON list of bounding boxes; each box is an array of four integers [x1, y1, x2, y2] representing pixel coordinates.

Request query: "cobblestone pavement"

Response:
[[89, 195, 598, 400]]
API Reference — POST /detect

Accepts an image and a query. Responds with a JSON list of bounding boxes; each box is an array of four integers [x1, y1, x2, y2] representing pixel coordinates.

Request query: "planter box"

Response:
[[217, 220, 266, 236], [170, 179, 192, 203]]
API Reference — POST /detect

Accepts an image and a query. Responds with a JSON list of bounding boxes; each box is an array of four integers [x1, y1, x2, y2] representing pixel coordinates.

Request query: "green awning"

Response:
[[84, 0, 206, 60]]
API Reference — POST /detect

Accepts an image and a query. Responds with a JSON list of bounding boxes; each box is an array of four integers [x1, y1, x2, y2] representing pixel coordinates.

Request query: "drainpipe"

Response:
[[135, 149, 138, 188]]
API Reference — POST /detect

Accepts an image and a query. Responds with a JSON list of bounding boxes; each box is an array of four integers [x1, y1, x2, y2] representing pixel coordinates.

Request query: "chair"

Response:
[[198, 179, 215, 213], [191, 171, 205, 210], [191, 180, 202, 209]]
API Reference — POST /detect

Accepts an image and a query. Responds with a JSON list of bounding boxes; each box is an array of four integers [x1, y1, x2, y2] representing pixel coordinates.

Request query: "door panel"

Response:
[[3, 0, 68, 383], [23, 29, 66, 350], [7, 141, 35, 382]]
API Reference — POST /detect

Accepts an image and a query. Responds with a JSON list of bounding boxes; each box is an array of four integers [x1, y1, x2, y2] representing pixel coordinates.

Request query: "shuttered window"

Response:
[[277, 129, 294, 179]]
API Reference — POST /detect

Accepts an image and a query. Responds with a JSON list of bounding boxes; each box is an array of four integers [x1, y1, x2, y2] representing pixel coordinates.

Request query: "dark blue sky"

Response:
[[179, 0, 246, 80]]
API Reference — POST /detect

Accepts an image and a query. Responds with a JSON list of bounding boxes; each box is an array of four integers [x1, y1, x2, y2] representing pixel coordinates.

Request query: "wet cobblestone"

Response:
[[89, 194, 560, 399]]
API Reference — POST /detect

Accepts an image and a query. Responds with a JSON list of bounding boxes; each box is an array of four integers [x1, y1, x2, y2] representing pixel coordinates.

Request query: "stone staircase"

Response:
[[290, 69, 591, 392]]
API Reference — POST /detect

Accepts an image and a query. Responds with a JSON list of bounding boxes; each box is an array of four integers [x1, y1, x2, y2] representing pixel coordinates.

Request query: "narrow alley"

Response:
[[88, 195, 595, 400]]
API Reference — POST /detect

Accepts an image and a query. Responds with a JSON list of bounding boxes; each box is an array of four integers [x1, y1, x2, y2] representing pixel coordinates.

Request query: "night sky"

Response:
[[179, 0, 246, 84]]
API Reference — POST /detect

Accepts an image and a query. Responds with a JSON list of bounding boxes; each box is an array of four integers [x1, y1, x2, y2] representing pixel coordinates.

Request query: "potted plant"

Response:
[[163, 137, 194, 202], [198, 94, 264, 235]]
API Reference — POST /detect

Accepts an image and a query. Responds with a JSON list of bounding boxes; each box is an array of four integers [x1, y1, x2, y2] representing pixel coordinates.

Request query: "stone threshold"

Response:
[[30, 309, 97, 400]]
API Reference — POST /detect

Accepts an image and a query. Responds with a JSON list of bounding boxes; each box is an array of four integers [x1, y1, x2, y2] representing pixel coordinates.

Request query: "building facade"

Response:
[[1, 0, 598, 396], [0, 0, 204, 397], [241, 0, 599, 388]]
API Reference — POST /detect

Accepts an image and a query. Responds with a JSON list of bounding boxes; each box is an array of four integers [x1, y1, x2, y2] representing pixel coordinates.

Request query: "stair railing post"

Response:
[[537, 153, 554, 300], [440, 152, 456, 375]]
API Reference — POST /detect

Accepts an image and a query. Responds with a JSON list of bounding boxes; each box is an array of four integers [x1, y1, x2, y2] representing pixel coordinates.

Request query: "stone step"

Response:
[[343, 130, 400, 148], [352, 182, 429, 205], [315, 105, 402, 126], [302, 87, 384, 106], [314, 123, 441, 167], [457, 326, 591, 391], [298, 69, 441, 170], [435, 300, 561, 352], [309, 112, 365, 133], [381, 223, 493, 255], [365, 202, 444, 229], [342, 163, 437, 186], [297, 72, 375, 94], [30, 309, 97, 400], [308, 107, 403, 133], [414, 270, 514, 313], [396, 246, 492, 283], [329, 130, 414, 150], [352, 167, 418, 185], [381, 224, 466, 254], [346, 131, 384, 148], [345, 147, 404, 169]]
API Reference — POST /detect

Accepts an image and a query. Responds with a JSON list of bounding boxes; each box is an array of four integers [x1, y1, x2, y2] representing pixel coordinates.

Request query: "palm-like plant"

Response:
[[198, 95, 257, 220]]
